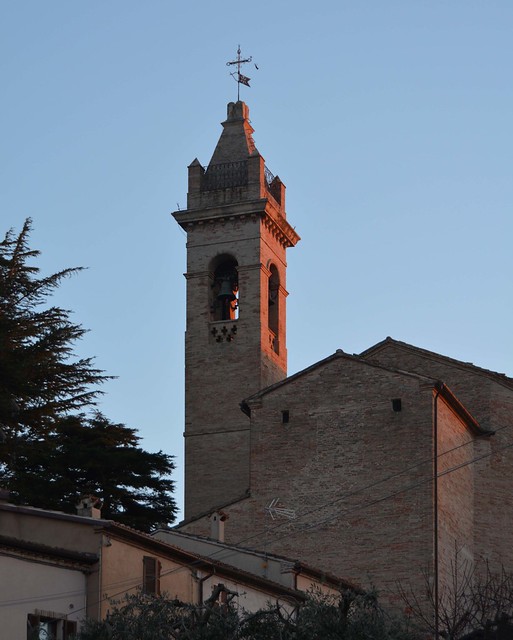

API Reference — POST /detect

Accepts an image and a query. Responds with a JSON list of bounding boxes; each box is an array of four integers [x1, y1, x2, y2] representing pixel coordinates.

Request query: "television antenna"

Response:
[[265, 497, 297, 521]]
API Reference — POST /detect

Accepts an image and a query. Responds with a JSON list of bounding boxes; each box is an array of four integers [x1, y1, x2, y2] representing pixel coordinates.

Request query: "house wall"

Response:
[[99, 536, 196, 618], [363, 343, 513, 573], [200, 573, 297, 615], [0, 554, 86, 640], [295, 574, 339, 596]]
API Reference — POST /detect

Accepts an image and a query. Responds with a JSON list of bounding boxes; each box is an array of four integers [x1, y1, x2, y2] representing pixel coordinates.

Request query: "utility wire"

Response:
[[19, 427, 512, 617]]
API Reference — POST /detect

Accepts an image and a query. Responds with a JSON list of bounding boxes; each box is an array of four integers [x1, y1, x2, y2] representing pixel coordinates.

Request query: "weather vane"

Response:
[[226, 45, 258, 101]]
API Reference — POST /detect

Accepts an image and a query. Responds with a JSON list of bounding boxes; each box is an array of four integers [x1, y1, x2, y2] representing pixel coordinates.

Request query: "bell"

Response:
[[217, 278, 236, 301]]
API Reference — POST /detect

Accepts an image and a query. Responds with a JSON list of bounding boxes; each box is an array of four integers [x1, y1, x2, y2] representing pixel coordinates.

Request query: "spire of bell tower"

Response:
[[173, 103, 299, 520], [208, 101, 256, 165]]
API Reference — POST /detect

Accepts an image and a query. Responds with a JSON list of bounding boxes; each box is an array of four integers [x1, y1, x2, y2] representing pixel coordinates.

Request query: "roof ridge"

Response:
[[241, 349, 440, 411], [361, 337, 513, 388]]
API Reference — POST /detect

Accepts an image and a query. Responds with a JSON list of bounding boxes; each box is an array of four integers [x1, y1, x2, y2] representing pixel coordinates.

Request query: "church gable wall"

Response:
[[234, 357, 437, 601], [179, 356, 477, 607]]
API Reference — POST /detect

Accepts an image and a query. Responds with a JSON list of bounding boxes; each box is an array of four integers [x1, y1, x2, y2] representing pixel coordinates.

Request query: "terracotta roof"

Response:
[[0, 534, 98, 567], [0, 502, 308, 603], [159, 528, 360, 593], [175, 491, 250, 528]]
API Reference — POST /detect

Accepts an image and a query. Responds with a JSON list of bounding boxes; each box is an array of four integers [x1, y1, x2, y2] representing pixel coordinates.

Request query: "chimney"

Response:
[[0, 488, 10, 503], [76, 495, 102, 519], [209, 511, 228, 542]]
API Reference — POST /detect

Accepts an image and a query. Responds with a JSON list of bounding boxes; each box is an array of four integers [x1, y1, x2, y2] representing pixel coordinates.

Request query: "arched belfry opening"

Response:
[[210, 256, 239, 321], [268, 264, 280, 353]]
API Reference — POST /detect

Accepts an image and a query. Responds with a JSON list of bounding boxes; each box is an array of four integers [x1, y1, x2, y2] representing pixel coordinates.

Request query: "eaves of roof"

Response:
[[435, 382, 492, 436], [0, 534, 98, 568], [0, 501, 112, 526], [96, 522, 308, 603]]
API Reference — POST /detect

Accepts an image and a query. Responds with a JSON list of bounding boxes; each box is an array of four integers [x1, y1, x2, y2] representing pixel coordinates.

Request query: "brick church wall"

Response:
[[437, 396, 475, 593], [363, 343, 513, 575], [181, 354, 470, 605]]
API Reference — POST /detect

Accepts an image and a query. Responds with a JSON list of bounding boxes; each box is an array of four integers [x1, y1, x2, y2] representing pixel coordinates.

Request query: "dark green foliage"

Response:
[[0, 220, 176, 530], [0, 219, 107, 437], [15, 412, 176, 531], [77, 591, 241, 640], [76, 588, 417, 640]]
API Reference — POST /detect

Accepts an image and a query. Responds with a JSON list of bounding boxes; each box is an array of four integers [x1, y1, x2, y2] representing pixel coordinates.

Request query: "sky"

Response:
[[1, 2, 512, 522]]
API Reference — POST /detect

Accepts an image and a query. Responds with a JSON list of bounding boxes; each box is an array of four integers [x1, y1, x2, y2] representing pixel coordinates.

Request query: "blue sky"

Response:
[[1, 2, 512, 521]]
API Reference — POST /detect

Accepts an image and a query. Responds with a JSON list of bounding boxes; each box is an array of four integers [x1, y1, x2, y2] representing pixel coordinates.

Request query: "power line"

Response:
[[85, 432, 513, 614], [3, 426, 512, 615]]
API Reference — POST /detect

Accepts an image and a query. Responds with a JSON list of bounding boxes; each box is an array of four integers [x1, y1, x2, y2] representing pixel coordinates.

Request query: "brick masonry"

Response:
[[362, 339, 513, 576], [174, 104, 513, 611], [173, 102, 299, 520]]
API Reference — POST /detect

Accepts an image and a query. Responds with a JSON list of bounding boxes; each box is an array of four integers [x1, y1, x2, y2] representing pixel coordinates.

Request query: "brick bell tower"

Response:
[[173, 101, 300, 520]]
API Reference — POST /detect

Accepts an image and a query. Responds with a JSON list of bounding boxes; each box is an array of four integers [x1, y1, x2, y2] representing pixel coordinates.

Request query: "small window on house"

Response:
[[143, 556, 161, 595], [392, 398, 402, 412], [27, 613, 77, 640], [282, 410, 290, 424]]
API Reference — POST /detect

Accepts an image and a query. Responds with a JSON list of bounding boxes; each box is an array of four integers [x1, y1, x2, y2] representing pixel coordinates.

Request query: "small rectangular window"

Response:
[[143, 556, 161, 595], [392, 398, 402, 412], [281, 410, 290, 424]]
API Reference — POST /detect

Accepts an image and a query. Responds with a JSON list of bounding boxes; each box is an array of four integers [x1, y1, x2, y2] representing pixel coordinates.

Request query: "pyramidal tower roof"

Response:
[[173, 101, 300, 249], [207, 101, 257, 166]]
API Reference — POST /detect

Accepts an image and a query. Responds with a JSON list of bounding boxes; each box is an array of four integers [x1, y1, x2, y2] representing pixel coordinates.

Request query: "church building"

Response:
[[173, 101, 513, 604]]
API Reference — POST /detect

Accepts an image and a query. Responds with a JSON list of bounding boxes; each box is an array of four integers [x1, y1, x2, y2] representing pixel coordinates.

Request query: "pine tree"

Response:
[[19, 413, 175, 531], [0, 219, 107, 434], [0, 219, 176, 530]]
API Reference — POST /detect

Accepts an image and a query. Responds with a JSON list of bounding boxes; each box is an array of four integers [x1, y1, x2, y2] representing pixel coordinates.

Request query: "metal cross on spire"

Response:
[[226, 45, 255, 101]]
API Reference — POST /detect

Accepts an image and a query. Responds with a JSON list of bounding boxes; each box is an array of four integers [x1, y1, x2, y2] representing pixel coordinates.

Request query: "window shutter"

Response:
[[143, 556, 160, 594]]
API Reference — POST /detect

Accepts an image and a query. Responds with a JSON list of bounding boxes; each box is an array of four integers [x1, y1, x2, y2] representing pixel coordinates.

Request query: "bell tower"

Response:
[[173, 101, 299, 520]]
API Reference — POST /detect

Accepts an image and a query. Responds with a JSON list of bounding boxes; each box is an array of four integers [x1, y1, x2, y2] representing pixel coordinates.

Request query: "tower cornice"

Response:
[[172, 199, 300, 249]]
